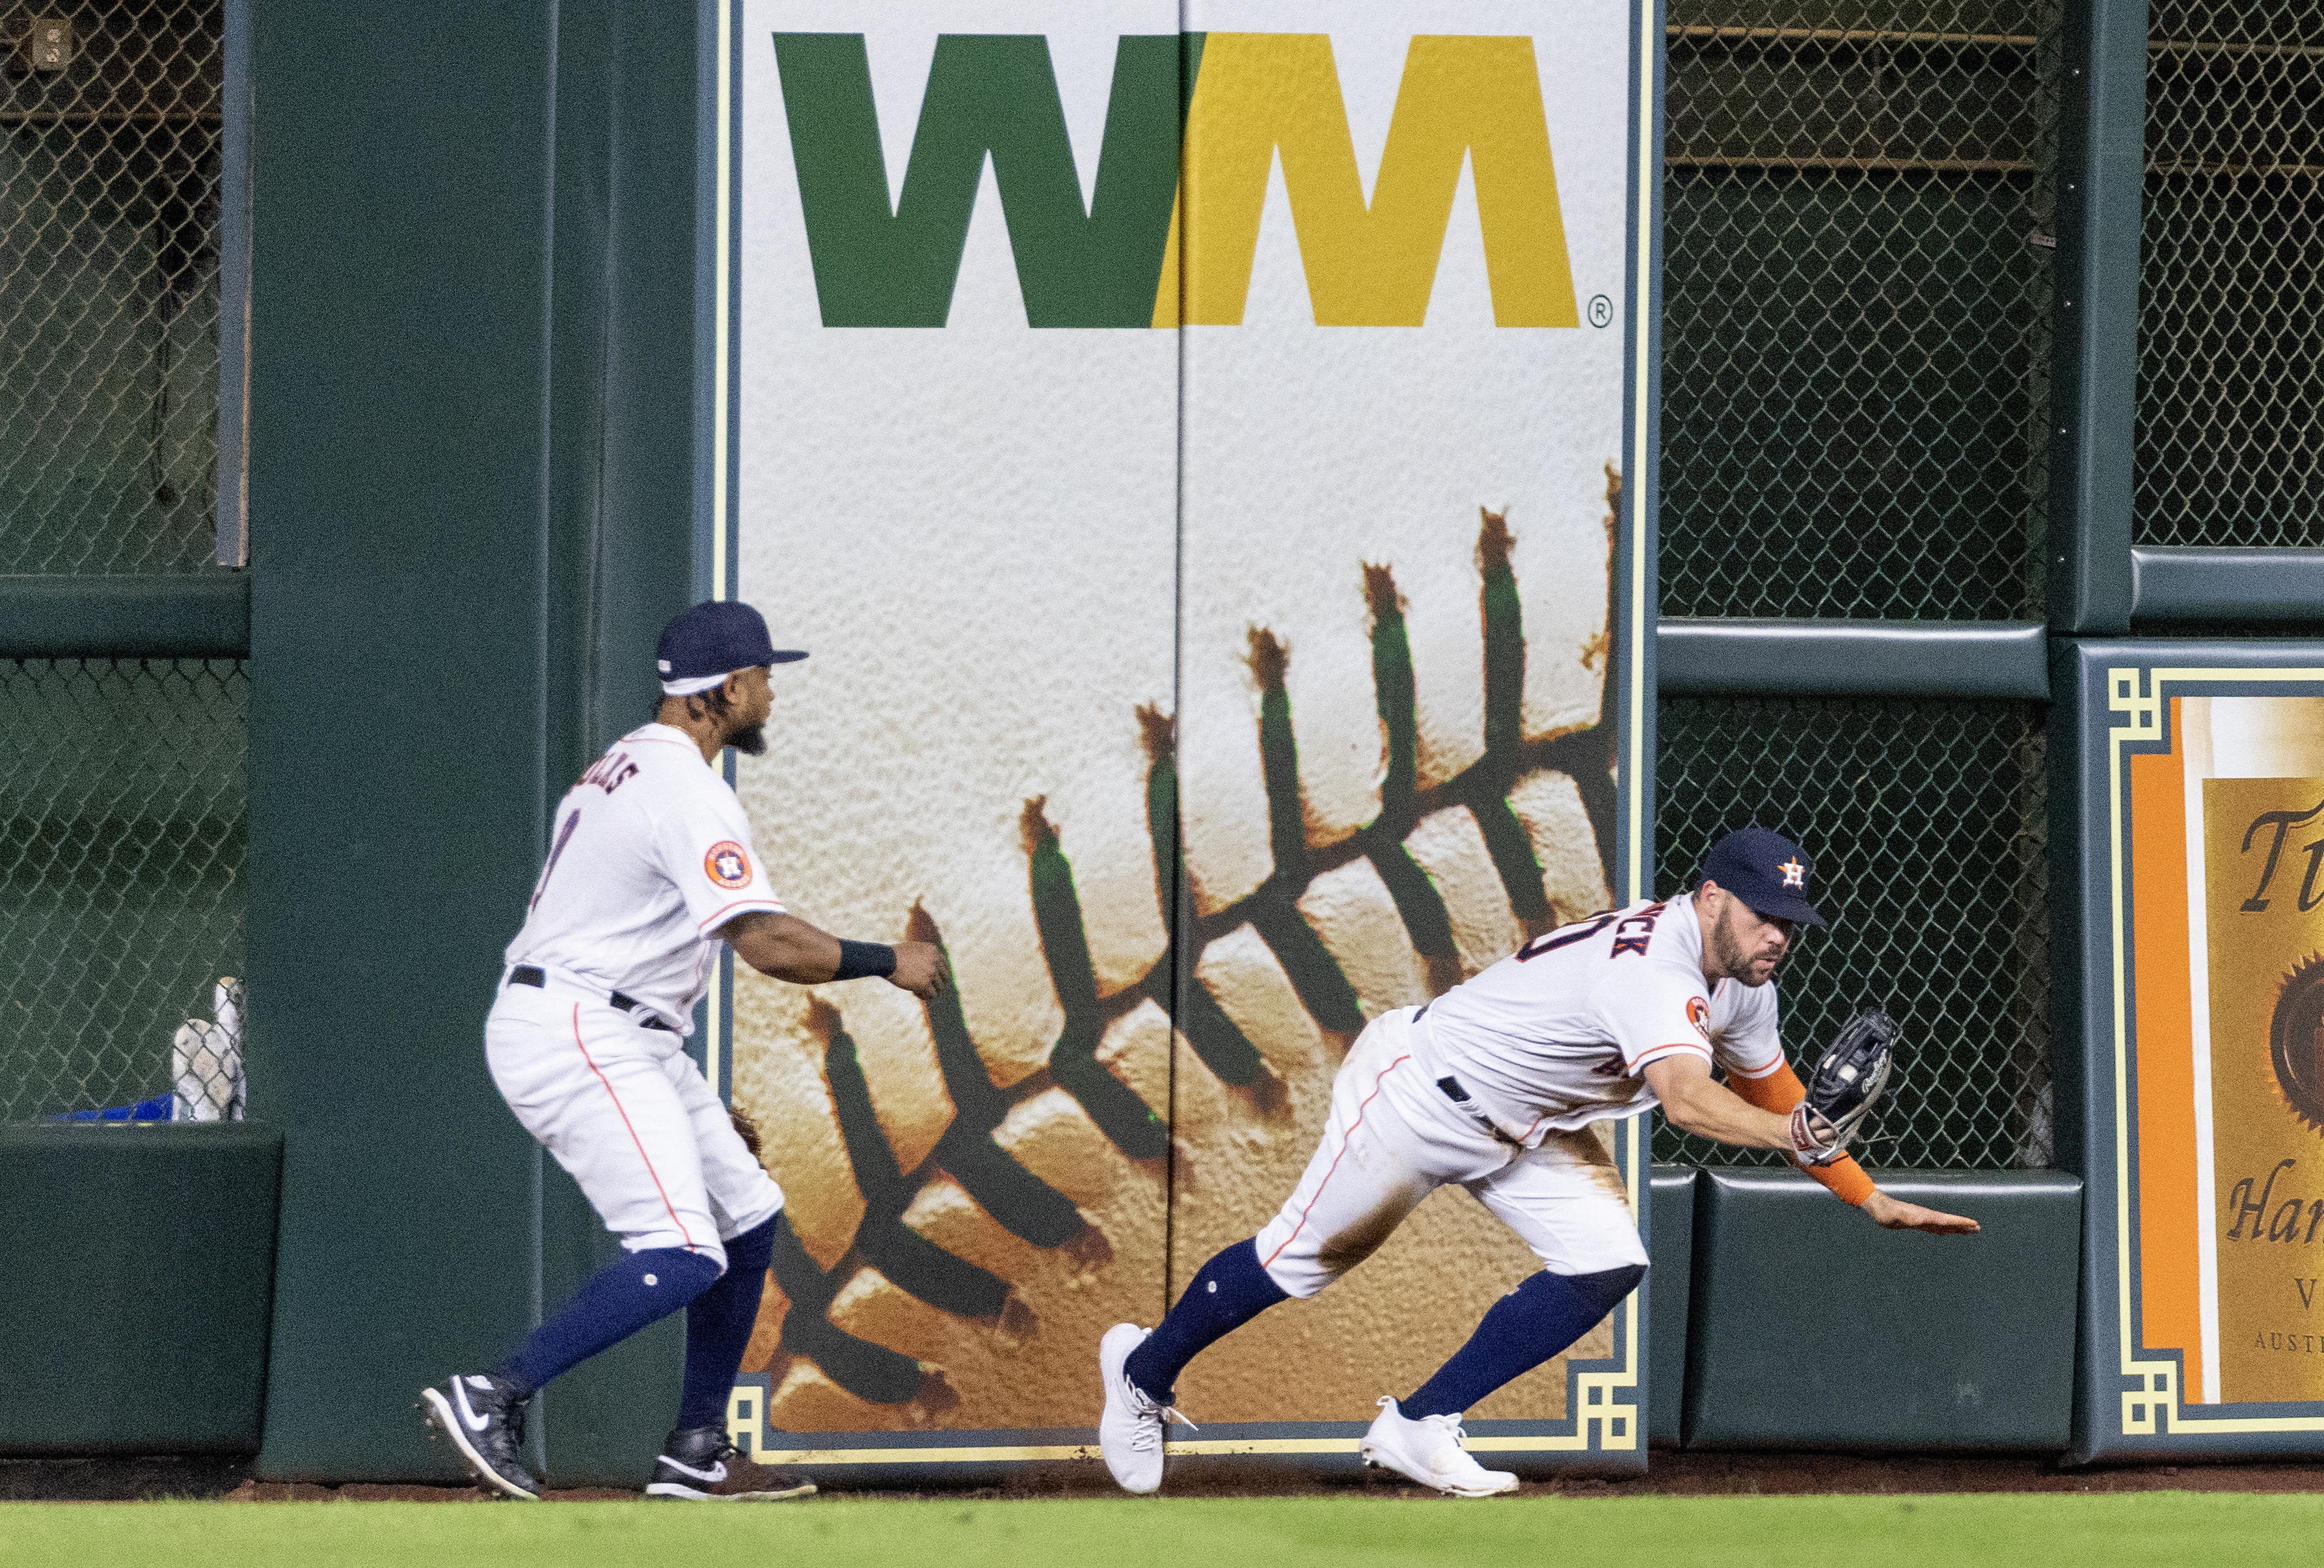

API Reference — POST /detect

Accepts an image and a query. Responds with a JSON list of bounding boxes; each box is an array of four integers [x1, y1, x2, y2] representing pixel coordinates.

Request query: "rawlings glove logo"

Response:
[[1792, 1005, 1897, 1166]]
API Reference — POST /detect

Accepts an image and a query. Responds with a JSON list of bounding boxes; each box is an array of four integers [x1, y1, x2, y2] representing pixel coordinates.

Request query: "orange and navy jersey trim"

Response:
[[696, 895, 783, 933], [1630, 1040, 1714, 1073]]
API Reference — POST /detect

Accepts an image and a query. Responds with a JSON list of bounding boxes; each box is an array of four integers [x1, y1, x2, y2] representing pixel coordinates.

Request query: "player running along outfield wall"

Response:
[[722, 0, 1649, 1459]]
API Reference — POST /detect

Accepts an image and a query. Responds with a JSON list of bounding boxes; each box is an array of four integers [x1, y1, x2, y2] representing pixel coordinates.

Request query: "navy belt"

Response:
[[508, 966, 674, 1031], [1435, 1072, 1519, 1146]]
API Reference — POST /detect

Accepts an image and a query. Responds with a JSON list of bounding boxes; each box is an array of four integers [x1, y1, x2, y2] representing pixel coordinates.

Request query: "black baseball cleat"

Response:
[[645, 1426, 817, 1502], [420, 1373, 541, 1500]]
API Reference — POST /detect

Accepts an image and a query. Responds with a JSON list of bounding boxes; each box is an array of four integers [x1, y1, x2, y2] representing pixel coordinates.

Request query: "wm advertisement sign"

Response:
[[723, 0, 1651, 1472], [776, 33, 1578, 327]]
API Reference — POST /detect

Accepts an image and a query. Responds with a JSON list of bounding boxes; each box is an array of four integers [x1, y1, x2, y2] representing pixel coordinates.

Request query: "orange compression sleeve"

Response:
[[1724, 1061, 1877, 1206]]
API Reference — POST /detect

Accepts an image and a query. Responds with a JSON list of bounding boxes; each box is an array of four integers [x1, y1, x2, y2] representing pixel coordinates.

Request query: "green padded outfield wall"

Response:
[[1647, 1167, 1696, 1448], [533, 0, 721, 1485], [1681, 1170, 2082, 1452], [246, 0, 705, 1483], [0, 1125, 282, 1454]]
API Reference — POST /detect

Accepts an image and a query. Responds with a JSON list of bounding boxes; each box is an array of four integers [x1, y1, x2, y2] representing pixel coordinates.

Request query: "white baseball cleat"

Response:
[[1097, 1322, 1196, 1494], [1359, 1396, 1519, 1497]]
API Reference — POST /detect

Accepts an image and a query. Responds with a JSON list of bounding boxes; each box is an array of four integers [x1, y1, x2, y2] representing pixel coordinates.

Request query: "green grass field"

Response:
[[1, 1493, 2316, 1568]]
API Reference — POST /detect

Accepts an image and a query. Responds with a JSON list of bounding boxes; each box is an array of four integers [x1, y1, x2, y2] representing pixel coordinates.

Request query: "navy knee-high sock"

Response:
[[1122, 1238, 1290, 1402], [496, 1247, 724, 1395], [673, 1213, 780, 1431], [1402, 1264, 1646, 1418]]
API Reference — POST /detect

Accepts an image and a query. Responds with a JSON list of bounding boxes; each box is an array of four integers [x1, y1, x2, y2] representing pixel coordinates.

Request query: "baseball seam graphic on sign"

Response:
[[740, 485, 1621, 1424]]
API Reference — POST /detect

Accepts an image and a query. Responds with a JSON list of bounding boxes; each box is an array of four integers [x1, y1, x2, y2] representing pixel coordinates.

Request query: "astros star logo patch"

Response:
[[1778, 857, 1805, 889], [705, 841, 753, 889]]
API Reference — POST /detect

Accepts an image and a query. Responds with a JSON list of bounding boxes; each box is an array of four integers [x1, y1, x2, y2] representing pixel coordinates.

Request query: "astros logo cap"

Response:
[[655, 601, 807, 696], [1698, 826, 1827, 927]]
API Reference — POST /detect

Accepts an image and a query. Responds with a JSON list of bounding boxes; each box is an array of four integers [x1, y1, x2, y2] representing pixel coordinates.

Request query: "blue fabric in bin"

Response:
[[55, 1094, 176, 1122]]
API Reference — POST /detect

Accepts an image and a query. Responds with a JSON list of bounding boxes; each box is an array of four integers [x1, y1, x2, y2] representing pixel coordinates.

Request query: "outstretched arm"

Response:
[[716, 910, 947, 997], [1642, 1053, 1798, 1150], [1723, 1058, 1980, 1236]]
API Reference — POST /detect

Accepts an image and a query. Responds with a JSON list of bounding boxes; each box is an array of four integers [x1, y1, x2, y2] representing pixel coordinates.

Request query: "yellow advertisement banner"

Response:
[[2205, 773, 2324, 1401]]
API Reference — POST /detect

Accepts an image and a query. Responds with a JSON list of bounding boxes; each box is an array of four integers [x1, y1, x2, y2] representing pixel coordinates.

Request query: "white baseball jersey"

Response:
[[1413, 893, 1783, 1142], [502, 723, 785, 1030], [1254, 1010, 1651, 1293]]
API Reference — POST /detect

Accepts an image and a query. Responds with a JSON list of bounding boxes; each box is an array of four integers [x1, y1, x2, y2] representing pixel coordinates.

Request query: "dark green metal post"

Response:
[[2046, 0, 2150, 634]]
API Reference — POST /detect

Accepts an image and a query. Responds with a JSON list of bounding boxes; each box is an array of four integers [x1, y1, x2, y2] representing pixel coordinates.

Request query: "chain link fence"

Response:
[[1660, 0, 2058, 620], [1, 3, 241, 1123], [1, 658, 246, 1122], [2, 0, 224, 574], [1653, 696, 2051, 1169], [2135, 2, 2324, 547]]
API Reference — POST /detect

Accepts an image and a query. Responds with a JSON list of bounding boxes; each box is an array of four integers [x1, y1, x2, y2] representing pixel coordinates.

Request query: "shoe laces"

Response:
[[1378, 1398, 1469, 1452], [664, 1432, 738, 1470], [474, 1379, 531, 1449], [1120, 1378, 1199, 1452], [1420, 1413, 1469, 1448]]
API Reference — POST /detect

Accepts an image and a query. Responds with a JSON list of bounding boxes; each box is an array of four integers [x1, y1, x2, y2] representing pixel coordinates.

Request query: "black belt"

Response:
[[508, 966, 673, 1031], [1413, 1007, 1511, 1143], [1436, 1072, 1519, 1146]]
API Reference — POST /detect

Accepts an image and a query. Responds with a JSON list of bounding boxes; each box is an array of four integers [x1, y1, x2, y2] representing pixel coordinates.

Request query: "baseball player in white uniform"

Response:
[[1098, 827, 1978, 1496], [423, 601, 943, 1501]]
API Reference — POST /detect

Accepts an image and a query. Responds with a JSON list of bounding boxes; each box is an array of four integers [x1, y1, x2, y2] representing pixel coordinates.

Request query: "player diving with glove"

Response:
[[1098, 826, 1977, 1498], [422, 601, 946, 1502]]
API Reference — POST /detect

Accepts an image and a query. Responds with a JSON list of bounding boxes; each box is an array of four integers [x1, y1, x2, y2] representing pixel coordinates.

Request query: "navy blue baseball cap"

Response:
[[1699, 827, 1827, 927], [655, 601, 806, 696]]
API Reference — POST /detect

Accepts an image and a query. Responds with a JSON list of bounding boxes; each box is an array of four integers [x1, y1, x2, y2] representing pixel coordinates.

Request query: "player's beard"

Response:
[[726, 723, 768, 757], [1709, 898, 1776, 988]]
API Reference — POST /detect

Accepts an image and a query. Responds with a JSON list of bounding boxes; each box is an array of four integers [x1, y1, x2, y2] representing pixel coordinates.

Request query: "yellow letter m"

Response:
[[1170, 34, 1579, 328]]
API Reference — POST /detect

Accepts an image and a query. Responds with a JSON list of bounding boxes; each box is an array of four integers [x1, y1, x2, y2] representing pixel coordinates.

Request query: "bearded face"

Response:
[[1708, 889, 1790, 988]]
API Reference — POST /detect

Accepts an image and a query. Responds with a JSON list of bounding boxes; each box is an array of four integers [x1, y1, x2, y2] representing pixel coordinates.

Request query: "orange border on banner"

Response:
[[2129, 698, 2202, 1403]]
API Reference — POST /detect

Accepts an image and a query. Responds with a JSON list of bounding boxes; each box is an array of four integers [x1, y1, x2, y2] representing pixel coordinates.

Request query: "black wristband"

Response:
[[833, 939, 897, 981]]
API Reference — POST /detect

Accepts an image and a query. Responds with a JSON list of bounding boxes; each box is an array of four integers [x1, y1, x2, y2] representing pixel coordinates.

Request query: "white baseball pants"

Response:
[[1252, 1007, 1648, 1297], [485, 973, 783, 1272]]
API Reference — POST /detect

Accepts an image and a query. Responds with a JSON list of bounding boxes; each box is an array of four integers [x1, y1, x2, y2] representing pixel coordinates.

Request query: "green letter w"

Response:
[[774, 34, 1183, 327]]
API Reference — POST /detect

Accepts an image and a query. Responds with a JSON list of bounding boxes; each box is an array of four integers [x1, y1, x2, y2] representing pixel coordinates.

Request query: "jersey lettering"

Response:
[[577, 751, 642, 794], [504, 723, 784, 1027], [529, 807, 584, 910], [1608, 901, 1667, 958], [1515, 910, 1615, 962], [1407, 893, 1785, 1141]]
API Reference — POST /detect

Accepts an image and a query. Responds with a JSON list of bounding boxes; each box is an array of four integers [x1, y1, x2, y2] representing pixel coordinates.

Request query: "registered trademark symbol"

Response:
[[1588, 295, 1614, 328]]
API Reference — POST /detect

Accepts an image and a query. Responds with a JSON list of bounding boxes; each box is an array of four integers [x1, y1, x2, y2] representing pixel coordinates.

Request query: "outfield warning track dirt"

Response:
[[12, 1450, 2324, 1504]]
